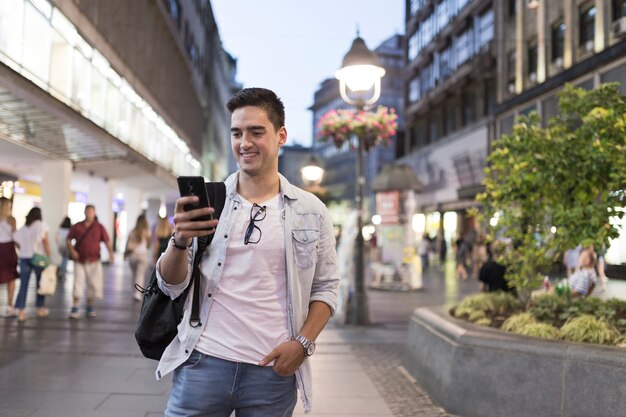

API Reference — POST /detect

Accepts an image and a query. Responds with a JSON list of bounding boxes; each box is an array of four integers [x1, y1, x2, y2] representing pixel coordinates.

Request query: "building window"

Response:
[[551, 22, 565, 64], [454, 28, 473, 66], [409, 77, 420, 103], [579, 5, 596, 47], [165, 0, 181, 28], [478, 9, 494, 48], [528, 42, 538, 82], [614, 0, 626, 19], [508, 0, 516, 17], [507, 50, 516, 93], [462, 92, 476, 126], [408, 31, 419, 61]]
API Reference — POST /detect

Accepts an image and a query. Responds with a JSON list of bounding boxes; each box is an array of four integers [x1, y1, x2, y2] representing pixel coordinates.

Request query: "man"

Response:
[[66, 204, 114, 318], [156, 88, 339, 416]]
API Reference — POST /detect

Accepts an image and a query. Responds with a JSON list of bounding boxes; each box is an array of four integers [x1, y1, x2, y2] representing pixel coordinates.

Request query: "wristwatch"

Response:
[[295, 334, 316, 356]]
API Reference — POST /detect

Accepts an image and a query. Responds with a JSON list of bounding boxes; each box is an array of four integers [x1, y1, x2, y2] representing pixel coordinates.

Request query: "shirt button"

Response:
[[234, 207, 237, 210], [185, 349, 189, 354], [224, 234, 228, 238], [303, 237, 308, 241], [218, 262, 222, 266], [208, 293, 212, 297]]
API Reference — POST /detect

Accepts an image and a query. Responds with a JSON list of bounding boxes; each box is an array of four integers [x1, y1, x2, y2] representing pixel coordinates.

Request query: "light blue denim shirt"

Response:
[[155, 172, 339, 413]]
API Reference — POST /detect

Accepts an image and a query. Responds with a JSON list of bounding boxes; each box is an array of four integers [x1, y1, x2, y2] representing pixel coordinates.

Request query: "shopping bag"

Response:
[[38, 265, 58, 296]]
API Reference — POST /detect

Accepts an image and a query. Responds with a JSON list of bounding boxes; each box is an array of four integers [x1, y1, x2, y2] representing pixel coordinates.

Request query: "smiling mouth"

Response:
[[240, 151, 257, 159]]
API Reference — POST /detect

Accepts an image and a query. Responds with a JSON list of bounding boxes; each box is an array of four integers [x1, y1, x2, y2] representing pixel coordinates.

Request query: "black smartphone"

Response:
[[177, 176, 213, 222]]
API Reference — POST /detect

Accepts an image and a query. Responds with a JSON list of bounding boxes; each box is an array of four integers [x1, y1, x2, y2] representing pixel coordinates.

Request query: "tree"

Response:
[[478, 83, 626, 305]]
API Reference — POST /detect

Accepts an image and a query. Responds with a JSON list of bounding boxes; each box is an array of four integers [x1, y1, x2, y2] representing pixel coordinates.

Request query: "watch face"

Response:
[[306, 342, 316, 356]]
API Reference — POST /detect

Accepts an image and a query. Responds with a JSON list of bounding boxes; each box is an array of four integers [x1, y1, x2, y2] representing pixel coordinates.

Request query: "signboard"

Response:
[[376, 191, 400, 224]]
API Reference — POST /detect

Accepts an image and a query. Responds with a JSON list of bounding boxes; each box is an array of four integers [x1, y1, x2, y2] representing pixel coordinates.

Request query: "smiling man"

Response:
[[155, 88, 339, 416]]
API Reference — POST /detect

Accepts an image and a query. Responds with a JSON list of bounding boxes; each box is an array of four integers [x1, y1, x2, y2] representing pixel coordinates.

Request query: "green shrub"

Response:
[[452, 292, 521, 320], [514, 322, 560, 340], [559, 315, 619, 345], [529, 294, 566, 322], [502, 313, 536, 333], [474, 317, 492, 327]]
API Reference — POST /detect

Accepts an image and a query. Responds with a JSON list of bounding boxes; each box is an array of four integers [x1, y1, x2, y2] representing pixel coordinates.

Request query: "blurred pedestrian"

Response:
[[478, 241, 512, 293], [455, 237, 469, 280], [471, 233, 489, 279], [66, 204, 114, 319], [419, 233, 431, 271], [56, 216, 72, 280], [153, 215, 173, 264], [125, 214, 151, 301], [437, 235, 447, 264], [13, 207, 51, 322], [563, 245, 582, 277], [0, 197, 18, 317], [594, 246, 608, 292]]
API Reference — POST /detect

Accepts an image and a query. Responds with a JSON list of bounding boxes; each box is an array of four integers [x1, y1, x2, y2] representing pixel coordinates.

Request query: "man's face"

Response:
[[230, 106, 286, 178], [84, 206, 96, 222]]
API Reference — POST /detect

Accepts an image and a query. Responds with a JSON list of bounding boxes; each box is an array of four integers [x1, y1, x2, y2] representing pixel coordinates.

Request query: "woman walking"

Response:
[[125, 214, 151, 301], [0, 197, 18, 317], [152, 215, 173, 264], [13, 207, 51, 322]]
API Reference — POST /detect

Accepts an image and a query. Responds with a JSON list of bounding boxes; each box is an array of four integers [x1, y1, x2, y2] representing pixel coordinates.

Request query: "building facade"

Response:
[[402, 0, 496, 245], [403, 0, 626, 264], [309, 34, 405, 223], [0, 0, 236, 260]]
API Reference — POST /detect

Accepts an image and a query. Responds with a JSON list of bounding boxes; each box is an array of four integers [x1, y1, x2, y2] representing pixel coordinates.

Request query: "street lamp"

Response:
[[335, 34, 385, 325], [301, 155, 325, 186]]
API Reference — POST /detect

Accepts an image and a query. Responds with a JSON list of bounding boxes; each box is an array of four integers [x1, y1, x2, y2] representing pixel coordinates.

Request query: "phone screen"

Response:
[[177, 176, 212, 222]]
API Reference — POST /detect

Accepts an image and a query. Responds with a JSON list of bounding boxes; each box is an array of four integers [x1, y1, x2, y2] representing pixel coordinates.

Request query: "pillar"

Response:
[[564, 0, 576, 68], [41, 160, 72, 265], [515, 0, 527, 93]]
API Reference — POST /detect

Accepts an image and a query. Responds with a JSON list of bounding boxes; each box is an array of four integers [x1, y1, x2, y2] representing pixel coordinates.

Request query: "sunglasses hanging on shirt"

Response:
[[244, 203, 266, 245]]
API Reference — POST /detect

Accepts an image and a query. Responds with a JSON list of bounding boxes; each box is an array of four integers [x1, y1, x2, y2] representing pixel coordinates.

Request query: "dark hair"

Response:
[[25, 207, 42, 226], [60, 216, 72, 228], [226, 87, 285, 131], [85, 204, 95, 211]]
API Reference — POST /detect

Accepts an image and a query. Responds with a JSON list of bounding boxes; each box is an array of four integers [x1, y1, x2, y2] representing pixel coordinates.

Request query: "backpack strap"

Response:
[[189, 182, 227, 327]]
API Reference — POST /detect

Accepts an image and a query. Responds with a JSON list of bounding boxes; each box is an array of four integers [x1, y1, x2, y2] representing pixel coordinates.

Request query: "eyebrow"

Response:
[[231, 125, 267, 133]]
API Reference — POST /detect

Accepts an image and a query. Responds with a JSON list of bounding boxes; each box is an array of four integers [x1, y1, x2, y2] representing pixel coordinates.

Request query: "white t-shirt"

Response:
[[13, 220, 48, 258], [196, 193, 289, 365], [0, 219, 13, 243]]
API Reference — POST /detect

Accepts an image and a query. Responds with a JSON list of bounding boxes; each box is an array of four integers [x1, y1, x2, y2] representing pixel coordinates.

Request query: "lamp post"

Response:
[[335, 34, 385, 325]]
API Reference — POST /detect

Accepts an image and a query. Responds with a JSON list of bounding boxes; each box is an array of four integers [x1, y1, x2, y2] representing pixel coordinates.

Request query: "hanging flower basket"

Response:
[[316, 106, 398, 151]]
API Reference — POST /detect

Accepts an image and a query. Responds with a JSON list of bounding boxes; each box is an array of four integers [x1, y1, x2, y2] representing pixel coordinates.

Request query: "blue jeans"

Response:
[[14, 258, 45, 309], [166, 351, 297, 417]]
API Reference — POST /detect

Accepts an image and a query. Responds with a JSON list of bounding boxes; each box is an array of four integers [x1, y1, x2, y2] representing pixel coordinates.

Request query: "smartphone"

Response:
[[177, 176, 213, 222]]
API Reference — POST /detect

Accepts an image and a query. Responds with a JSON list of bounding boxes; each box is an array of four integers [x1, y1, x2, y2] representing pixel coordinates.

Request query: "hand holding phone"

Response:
[[177, 176, 213, 222]]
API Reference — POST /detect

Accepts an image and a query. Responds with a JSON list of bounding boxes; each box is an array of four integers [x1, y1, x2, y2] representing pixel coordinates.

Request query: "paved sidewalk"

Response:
[[0, 258, 624, 416]]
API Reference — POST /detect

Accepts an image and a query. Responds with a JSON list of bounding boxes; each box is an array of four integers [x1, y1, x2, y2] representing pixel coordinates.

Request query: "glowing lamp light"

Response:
[[335, 65, 386, 92]]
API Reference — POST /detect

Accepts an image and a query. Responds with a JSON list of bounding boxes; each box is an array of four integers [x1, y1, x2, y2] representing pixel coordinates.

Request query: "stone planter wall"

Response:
[[403, 308, 626, 417]]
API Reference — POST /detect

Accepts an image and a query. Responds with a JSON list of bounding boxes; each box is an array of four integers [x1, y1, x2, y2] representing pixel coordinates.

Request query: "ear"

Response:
[[277, 126, 287, 147]]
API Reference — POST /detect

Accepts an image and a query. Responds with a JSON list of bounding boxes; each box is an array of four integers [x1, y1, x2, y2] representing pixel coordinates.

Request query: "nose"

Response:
[[240, 133, 253, 149]]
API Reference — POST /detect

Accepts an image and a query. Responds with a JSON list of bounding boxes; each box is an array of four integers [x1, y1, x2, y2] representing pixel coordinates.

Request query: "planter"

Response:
[[403, 307, 626, 417]]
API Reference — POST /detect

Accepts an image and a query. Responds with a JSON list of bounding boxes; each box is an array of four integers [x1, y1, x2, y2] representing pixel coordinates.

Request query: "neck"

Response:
[[237, 171, 280, 204]]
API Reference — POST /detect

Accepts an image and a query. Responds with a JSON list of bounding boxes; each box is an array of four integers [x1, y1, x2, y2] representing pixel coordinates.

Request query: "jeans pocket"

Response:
[[292, 229, 319, 270]]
